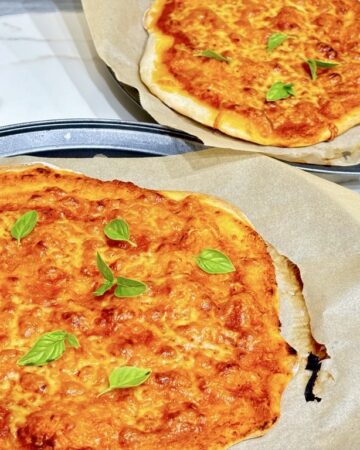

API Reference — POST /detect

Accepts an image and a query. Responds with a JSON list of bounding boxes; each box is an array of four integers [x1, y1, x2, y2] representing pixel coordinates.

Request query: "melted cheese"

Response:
[[143, 0, 360, 146], [0, 166, 296, 449]]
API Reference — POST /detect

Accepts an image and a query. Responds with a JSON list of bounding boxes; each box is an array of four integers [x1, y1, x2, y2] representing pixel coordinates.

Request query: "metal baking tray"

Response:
[[0, 119, 359, 175], [0, 119, 203, 157]]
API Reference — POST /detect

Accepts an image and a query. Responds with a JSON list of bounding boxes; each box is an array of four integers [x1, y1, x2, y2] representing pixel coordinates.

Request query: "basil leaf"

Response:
[[96, 252, 114, 282], [104, 219, 136, 247], [267, 33, 288, 51], [315, 60, 338, 68], [65, 333, 80, 349], [306, 59, 338, 80], [94, 280, 114, 297], [266, 81, 295, 101], [195, 49, 230, 63], [11, 210, 38, 244], [196, 249, 235, 274], [307, 59, 318, 81], [17, 330, 79, 366], [99, 366, 151, 396], [115, 277, 147, 298]]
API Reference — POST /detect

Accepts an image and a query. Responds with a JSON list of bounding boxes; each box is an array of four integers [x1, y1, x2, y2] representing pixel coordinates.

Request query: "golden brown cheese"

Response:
[[0, 166, 296, 449], [141, 0, 360, 147]]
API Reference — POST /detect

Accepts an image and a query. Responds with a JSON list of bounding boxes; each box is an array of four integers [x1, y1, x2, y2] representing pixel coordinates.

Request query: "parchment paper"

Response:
[[81, 0, 360, 167], [2, 150, 360, 449]]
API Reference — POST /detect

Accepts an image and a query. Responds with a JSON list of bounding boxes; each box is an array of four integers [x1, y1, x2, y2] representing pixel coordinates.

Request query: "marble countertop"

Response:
[[0, 0, 153, 125], [0, 0, 359, 193]]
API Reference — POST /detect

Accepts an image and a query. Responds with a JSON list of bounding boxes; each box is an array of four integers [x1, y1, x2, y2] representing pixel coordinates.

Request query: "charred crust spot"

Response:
[[286, 343, 297, 356], [305, 353, 322, 402]]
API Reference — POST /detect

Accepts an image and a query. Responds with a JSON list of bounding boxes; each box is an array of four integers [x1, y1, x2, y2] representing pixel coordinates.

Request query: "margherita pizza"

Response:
[[140, 0, 360, 147], [0, 165, 300, 449]]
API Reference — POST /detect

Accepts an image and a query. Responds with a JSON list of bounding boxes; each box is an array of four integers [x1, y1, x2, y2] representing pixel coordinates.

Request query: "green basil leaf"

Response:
[[267, 33, 288, 51], [93, 280, 115, 297], [104, 219, 136, 247], [195, 49, 230, 63], [65, 333, 80, 349], [314, 60, 338, 68], [99, 366, 151, 396], [115, 277, 147, 298], [307, 59, 318, 80], [196, 249, 235, 274], [266, 81, 295, 101], [11, 210, 38, 244], [306, 58, 338, 80], [96, 252, 114, 282], [17, 330, 80, 366]]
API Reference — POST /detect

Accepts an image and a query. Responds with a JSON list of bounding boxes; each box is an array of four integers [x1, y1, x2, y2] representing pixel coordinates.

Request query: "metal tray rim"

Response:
[[0, 119, 359, 175], [0, 119, 201, 142]]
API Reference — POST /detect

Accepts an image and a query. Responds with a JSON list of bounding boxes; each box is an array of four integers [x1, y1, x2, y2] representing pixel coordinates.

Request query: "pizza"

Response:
[[0, 165, 300, 449], [140, 0, 360, 147]]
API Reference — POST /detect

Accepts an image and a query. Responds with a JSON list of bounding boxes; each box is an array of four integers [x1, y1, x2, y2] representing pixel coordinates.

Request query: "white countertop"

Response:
[[0, 0, 153, 125], [1, 0, 359, 192]]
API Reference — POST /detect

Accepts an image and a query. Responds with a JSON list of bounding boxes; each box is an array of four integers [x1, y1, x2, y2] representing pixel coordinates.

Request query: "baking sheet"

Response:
[[2, 150, 360, 449], [3, 119, 360, 175], [0, 119, 203, 157], [82, 0, 360, 167]]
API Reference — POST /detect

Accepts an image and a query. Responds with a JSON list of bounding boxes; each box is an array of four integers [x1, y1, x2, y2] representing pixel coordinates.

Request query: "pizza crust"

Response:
[[140, 31, 261, 144], [334, 105, 360, 138], [215, 110, 332, 147], [140, 33, 219, 132]]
